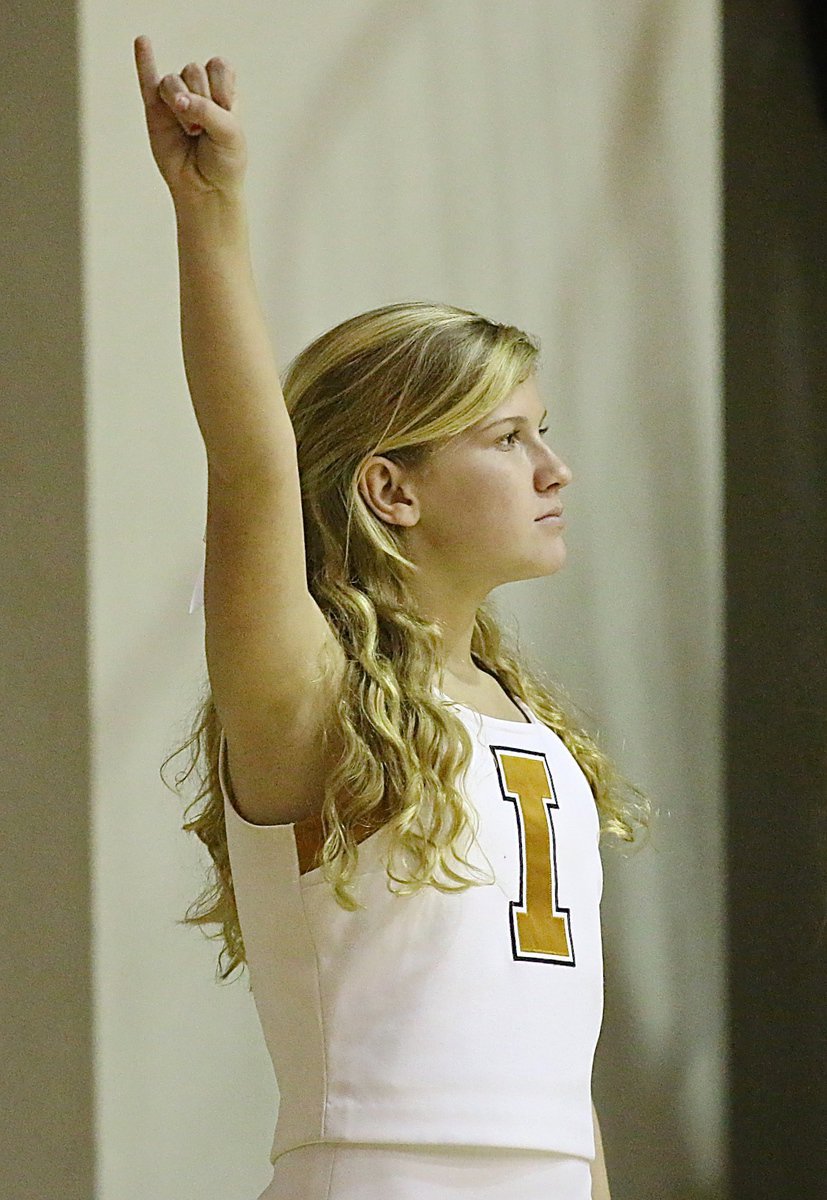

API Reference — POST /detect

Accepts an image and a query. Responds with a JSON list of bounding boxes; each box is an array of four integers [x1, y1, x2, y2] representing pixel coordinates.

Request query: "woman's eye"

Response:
[[499, 425, 549, 448]]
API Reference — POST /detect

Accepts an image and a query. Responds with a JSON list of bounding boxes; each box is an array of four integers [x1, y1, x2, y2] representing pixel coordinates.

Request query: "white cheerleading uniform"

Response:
[[219, 684, 604, 1199]]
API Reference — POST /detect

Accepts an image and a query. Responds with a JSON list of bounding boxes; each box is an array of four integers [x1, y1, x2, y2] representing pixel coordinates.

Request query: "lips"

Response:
[[536, 508, 563, 520]]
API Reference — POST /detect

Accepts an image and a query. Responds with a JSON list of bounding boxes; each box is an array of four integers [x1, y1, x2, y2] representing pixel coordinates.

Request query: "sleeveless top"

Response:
[[218, 682, 604, 1164]]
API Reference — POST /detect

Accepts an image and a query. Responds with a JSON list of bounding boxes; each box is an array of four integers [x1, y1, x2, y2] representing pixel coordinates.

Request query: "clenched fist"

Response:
[[133, 34, 248, 205]]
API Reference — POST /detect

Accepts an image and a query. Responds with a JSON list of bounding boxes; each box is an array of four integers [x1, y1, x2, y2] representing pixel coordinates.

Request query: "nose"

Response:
[[538, 445, 572, 487]]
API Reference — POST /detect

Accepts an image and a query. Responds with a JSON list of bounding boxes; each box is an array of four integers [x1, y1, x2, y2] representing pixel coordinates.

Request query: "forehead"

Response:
[[474, 376, 547, 429], [495, 375, 542, 408]]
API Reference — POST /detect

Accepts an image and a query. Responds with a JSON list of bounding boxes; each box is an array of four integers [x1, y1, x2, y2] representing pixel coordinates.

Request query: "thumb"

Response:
[[174, 90, 238, 147]]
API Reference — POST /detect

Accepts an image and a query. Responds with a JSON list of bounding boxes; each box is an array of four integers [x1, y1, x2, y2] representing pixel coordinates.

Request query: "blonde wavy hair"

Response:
[[162, 300, 654, 986]]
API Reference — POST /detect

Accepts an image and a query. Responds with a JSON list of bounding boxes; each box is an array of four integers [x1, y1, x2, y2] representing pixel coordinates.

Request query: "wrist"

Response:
[[174, 190, 251, 257], [174, 188, 248, 229]]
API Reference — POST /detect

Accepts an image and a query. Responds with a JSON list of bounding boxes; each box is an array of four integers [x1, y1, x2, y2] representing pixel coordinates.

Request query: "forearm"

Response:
[[590, 1101, 611, 1200], [174, 195, 293, 482]]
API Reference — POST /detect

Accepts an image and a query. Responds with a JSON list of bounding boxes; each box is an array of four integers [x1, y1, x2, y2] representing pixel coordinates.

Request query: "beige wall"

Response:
[[2, 2, 723, 1196]]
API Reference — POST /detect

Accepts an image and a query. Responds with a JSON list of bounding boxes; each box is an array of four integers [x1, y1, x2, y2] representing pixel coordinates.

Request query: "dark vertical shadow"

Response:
[[724, 2, 827, 1197]]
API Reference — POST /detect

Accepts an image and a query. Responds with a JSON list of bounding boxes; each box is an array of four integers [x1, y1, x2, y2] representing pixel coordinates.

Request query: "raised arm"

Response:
[[134, 36, 343, 823]]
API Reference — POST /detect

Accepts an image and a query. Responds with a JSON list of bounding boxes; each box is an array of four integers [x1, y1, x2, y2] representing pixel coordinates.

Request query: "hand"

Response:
[[133, 34, 248, 205]]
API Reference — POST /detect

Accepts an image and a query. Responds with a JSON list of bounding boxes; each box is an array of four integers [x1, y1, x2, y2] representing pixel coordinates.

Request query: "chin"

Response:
[[502, 558, 567, 586], [541, 546, 568, 574]]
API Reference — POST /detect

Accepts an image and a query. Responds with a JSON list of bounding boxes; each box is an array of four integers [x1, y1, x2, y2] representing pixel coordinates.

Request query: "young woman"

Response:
[[134, 34, 651, 1200]]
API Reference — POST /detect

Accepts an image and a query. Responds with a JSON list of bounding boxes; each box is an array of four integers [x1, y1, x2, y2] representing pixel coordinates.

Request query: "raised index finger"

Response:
[[133, 34, 161, 107]]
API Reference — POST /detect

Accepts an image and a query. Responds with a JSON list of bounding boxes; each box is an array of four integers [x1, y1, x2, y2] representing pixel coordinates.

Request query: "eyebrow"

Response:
[[480, 409, 548, 431]]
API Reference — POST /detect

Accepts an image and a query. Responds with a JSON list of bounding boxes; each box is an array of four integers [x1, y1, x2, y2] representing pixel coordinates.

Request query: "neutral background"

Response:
[[3, 2, 724, 1198]]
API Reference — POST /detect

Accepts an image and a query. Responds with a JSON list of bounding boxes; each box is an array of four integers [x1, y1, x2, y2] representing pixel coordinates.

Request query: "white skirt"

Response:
[[257, 1141, 593, 1200]]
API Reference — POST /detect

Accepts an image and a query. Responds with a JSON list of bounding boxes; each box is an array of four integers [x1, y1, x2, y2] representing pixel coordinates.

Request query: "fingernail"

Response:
[[176, 95, 190, 110]]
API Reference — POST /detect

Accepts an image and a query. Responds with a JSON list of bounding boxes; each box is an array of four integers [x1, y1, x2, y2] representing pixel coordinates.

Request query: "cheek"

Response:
[[442, 464, 495, 507], [447, 470, 517, 534], [423, 452, 520, 539]]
